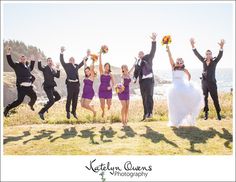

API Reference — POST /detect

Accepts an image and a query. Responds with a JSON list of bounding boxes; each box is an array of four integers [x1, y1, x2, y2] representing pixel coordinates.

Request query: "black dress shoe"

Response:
[[217, 112, 222, 120], [147, 113, 153, 118], [39, 113, 45, 120], [71, 112, 78, 119], [4, 106, 10, 117], [204, 112, 208, 120], [28, 103, 35, 111], [66, 112, 70, 119], [141, 114, 148, 121]]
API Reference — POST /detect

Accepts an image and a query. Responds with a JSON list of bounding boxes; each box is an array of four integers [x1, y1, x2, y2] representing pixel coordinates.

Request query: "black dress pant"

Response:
[[202, 80, 221, 113], [66, 82, 80, 113], [7, 85, 37, 111], [39, 86, 61, 114], [140, 78, 154, 116]]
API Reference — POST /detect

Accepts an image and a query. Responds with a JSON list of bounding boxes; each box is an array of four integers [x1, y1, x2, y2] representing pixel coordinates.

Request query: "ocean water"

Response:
[[133, 68, 233, 99]]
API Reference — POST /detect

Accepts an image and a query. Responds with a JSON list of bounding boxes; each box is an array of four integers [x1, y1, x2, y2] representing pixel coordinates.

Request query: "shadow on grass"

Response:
[[119, 126, 137, 139], [99, 126, 117, 143], [78, 127, 99, 144], [141, 126, 178, 148], [23, 130, 56, 144], [172, 127, 218, 153], [215, 128, 233, 149], [50, 127, 77, 143], [4, 131, 31, 144]]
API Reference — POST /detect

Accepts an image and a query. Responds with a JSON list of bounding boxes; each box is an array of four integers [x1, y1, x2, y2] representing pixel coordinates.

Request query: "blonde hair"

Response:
[[121, 64, 128, 70]]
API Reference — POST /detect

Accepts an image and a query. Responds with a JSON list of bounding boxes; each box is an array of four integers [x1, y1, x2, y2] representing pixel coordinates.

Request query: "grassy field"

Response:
[[3, 92, 233, 155]]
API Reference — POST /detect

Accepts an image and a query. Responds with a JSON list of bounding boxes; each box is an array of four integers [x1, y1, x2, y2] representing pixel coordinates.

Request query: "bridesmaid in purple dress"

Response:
[[98, 51, 114, 117], [81, 59, 96, 117], [118, 64, 135, 126]]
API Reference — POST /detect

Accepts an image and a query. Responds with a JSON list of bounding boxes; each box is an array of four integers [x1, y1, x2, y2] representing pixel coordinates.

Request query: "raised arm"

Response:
[[29, 55, 35, 71], [60, 46, 66, 68], [38, 60, 44, 72], [6, 47, 16, 69], [90, 61, 95, 79], [166, 45, 175, 69], [99, 51, 104, 74], [190, 38, 204, 62], [215, 39, 225, 63], [54, 64, 60, 78], [184, 69, 191, 81], [77, 59, 85, 69], [148, 33, 157, 62], [128, 59, 136, 75], [78, 49, 90, 69]]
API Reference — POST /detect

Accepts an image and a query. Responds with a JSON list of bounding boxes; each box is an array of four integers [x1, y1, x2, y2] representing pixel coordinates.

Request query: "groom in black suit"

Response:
[[4, 47, 37, 117], [133, 33, 157, 121], [38, 57, 61, 120], [190, 38, 225, 120]]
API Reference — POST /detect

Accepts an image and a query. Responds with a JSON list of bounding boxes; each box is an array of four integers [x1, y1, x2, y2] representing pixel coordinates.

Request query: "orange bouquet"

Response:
[[161, 35, 172, 45], [100, 45, 109, 54], [90, 54, 98, 62]]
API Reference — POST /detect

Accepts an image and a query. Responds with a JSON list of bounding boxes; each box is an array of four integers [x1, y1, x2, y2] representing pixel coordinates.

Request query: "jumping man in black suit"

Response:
[[60, 47, 90, 119], [133, 33, 157, 121], [190, 38, 225, 120], [38, 56, 61, 120], [4, 47, 37, 117]]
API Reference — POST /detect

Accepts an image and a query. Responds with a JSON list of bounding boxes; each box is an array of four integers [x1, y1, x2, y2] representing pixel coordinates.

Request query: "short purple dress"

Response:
[[82, 79, 95, 100], [118, 78, 131, 100], [98, 74, 112, 99]]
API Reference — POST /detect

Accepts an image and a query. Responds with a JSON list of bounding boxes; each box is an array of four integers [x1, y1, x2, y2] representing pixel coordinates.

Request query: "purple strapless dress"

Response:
[[82, 79, 95, 100], [118, 78, 131, 100], [98, 74, 112, 99]]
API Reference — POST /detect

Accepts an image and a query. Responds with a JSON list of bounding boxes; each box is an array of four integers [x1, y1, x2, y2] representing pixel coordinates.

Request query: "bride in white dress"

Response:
[[166, 45, 203, 127]]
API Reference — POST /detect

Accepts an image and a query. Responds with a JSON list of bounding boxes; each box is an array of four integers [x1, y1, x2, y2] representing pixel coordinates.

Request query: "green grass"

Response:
[[3, 92, 233, 155]]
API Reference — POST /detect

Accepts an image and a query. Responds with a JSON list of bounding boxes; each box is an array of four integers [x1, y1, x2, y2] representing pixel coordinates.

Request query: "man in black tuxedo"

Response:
[[190, 38, 225, 120], [38, 57, 61, 120], [4, 47, 37, 117], [133, 33, 157, 121], [60, 47, 90, 119]]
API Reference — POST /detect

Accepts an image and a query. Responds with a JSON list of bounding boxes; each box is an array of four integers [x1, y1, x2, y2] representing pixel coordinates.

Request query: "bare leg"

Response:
[[81, 98, 85, 107], [125, 100, 129, 125], [107, 99, 112, 110], [120, 100, 126, 126], [100, 98, 105, 117], [82, 99, 96, 117]]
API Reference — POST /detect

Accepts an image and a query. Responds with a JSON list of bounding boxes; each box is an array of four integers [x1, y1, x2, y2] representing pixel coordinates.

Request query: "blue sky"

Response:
[[2, 1, 234, 70]]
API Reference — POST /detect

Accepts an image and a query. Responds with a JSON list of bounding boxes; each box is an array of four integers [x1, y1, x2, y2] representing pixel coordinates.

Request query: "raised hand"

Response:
[[86, 49, 91, 57], [190, 38, 196, 48], [150, 32, 157, 41], [166, 44, 170, 51], [37, 53, 43, 62], [218, 39, 225, 49], [55, 63, 60, 69], [7, 47, 11, 55], [30, 54, 35, 61], [61, 46, 65, 53]]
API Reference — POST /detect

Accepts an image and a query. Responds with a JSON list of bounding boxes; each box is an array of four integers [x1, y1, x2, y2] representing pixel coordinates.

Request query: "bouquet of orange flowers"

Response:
[[100, 45, 109, 54], [90, 54, 98, 62], [115, 83, 125, 94], [161, 35, 172, 45]]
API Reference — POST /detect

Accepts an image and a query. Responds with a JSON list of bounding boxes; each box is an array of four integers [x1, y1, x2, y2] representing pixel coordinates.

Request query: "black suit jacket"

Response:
[[60, 54, 85, 85], [6, 55, 35, 86], [38, 62, 60, 87], [133, 41, 156, 83], [193, 48, 223, 83]]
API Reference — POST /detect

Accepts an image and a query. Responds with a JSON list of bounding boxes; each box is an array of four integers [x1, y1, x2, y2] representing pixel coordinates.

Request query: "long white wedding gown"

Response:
[[167, 70, 203, 127]]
